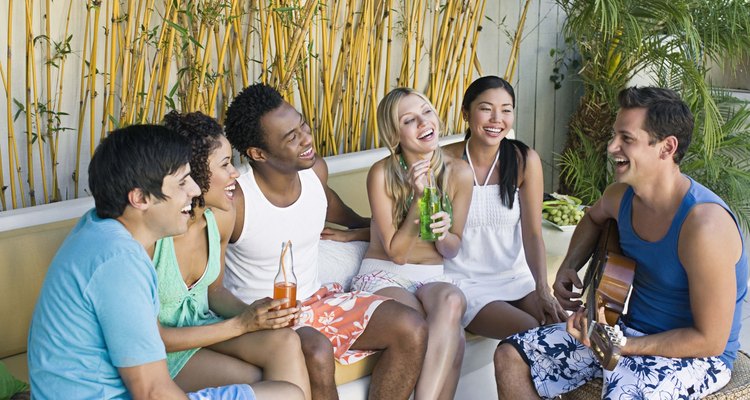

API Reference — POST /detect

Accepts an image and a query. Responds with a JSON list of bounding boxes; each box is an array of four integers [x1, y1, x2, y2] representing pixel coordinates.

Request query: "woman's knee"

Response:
[[426, 284, 466, 322], [269, 328, 302, 349], [443, 286, 467, 317]]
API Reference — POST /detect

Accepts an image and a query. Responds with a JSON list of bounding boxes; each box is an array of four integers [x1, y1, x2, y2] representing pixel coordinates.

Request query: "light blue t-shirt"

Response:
[[28, 209, 166, 399]]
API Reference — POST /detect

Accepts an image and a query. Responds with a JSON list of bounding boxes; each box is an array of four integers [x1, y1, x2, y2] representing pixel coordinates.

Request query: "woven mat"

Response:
[[561, 351, 750, 400]]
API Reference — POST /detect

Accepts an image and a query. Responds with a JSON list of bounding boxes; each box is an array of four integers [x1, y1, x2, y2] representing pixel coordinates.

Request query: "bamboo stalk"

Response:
[[73, 0, 93, 198], [44, 0, 60, 202], [28, 0, 50, 203], [23, 0, 37, 206], [127, 0, 157, 123], [412, 0, 425, 89], [208, 0, 240, 115], [155, 0, 180, 120], [88, 1, 101, 152], [101, 0, 118, 135], [230, 0, 249, 88], [464, 0, 486, 90], [505, 0, 532, 83], [53, 0, 73, 172], [279, 0, 318, 91], [2, 0, 17, 210], [0, 52, 7, 209], [118, 0, 136, 124], [384, 0, 393, 97]]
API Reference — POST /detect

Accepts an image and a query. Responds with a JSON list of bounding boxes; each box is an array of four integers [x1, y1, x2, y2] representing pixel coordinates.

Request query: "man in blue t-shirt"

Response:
[[494, 87, 748, 399], [27, 125, 257, 399]]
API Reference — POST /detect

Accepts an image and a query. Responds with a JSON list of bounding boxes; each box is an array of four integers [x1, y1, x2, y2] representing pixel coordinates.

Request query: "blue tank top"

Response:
[[619, 176, 747, 369]]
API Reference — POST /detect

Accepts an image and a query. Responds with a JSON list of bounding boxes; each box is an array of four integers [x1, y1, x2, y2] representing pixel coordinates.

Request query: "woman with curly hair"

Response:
[[152, 111, 310, 399], [350, 88, 474, 400]]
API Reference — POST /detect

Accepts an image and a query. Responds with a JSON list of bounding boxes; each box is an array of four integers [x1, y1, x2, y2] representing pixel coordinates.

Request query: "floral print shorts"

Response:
[[294, 282, 390, 365], [502, 322, 731, 399]]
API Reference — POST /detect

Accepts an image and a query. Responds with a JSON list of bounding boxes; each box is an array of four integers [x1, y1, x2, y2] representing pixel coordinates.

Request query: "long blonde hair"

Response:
[[377, 88, 448, 228]]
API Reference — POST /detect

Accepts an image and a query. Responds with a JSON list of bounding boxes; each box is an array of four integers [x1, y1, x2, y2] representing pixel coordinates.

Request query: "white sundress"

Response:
[[443, 143, 535, 327]]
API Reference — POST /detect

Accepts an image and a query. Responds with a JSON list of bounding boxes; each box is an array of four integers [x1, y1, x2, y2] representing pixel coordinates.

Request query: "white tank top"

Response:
[[224, 167, 326, 303]]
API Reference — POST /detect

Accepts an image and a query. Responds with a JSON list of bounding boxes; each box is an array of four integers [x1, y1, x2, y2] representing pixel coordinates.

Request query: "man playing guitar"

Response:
[[494, 87, 748, 399]]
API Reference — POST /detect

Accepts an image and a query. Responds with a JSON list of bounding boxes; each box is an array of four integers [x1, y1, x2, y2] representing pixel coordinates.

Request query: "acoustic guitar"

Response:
[[580, 219, 636, 370]]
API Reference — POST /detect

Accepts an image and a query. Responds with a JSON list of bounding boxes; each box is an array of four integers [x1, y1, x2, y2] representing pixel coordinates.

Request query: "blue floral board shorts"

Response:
[[501, 322, 731, 399]]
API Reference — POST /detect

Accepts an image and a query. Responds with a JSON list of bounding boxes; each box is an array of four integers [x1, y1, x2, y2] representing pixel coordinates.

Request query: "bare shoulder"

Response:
[[682, 203, 741, 249], [442, 141, 464, 159], [211, 206, 236, 243], [312, 156, 329, 182], [588, 183, 629, 223], [445, 155, 473, 183], [447, 157, 472, 180], [366, 158, 388, 184], [523, 146, 541, 164]]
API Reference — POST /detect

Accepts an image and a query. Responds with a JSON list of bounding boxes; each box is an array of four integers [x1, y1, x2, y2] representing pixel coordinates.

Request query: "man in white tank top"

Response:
[[224, 83, 429, 400]]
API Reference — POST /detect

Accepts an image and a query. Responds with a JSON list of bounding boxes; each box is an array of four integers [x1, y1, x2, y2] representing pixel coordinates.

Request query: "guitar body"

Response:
[[598, 252, 636, 325], [583, 219, 636, 370]]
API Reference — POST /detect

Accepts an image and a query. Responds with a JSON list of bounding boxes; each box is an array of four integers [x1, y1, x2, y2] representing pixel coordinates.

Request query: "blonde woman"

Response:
[[351, 88, 473, 400]]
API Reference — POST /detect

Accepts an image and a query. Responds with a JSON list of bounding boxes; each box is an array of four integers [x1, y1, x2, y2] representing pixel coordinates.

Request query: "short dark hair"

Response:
[[618, 87, 693, 163], [88, 125, 192, 219], [163, 111, 223, 210], [224, 83, 284, 160]]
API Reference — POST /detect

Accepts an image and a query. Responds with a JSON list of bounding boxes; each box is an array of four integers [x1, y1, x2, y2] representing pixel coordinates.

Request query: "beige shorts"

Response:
[[350, 258, 455, 294]]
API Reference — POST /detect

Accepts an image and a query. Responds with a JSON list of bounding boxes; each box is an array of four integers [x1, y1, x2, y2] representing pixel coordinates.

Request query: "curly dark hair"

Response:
[[224, 83, 284, 161], [162, 110, 224, 211]]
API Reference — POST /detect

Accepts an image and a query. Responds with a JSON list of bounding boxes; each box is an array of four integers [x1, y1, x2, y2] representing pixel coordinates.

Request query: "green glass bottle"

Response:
[[419, 170, 441, 241]]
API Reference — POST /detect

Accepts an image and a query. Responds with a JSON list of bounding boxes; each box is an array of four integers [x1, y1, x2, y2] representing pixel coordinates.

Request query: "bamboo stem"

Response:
[[209, 0, 240, 115], [44, 0, 60, 202], [2, 0, 17, 210], [155, 0, 180, 120], [101, 0, 118, 136], [23, 0, 37, 206]]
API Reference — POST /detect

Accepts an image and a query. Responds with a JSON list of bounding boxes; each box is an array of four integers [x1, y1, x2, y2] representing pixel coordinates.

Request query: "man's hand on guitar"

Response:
[[530, 288, 568, 325], [553, 266, 583, 311], [566, 307, 592, 347], [567, 306, 623, 370]]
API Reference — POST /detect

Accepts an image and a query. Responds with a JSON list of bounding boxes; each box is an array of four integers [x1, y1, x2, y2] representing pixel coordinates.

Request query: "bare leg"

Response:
[[466, 298, 539, 340], [175, 348, 261, 390], [208, 329, 311, 400], [494, 343, 540, 400], [350, 299, 428, 400], [251, 381, 305, 400], [414, 283, 466, 400], [296, 327, 338, 400]]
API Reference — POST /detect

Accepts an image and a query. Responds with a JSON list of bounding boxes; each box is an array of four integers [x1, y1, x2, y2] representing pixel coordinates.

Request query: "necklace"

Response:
[[465, 138, 499, 186]]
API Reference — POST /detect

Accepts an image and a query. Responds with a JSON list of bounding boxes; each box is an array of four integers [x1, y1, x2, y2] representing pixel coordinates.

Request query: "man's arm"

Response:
[[312, 156, 371, 242], [552, 183, 627, 310], [619, 203, 741, 358], [312, 156, 370, 229], [119, 360, 188, 400]]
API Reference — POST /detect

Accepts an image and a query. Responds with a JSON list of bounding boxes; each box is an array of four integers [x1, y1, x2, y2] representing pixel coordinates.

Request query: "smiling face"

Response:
[[464, 87, 514, 145], [202, 136, 240, 211], [396, 93, 440, 156], [608, 107, 664, 184], [145, 163, 201, 238], [255, 101, 316, 171]]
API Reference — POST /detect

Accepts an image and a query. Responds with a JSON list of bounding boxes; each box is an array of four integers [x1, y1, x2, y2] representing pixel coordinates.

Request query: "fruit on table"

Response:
[[542, 193, 585, 226]]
